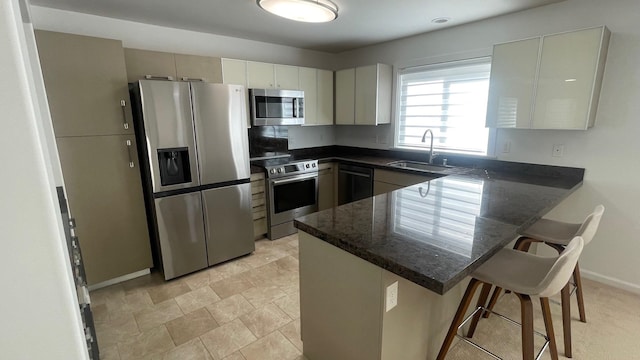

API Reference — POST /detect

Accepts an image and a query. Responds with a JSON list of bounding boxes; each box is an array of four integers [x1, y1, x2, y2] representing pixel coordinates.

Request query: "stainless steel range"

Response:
[[258, 158, 319, 240]]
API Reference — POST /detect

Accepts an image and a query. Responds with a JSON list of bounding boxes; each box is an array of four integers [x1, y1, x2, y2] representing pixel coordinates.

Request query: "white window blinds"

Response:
[[396, 58, 491, 155]]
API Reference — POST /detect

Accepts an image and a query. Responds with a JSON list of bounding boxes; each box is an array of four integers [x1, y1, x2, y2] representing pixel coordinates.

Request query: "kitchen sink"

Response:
[[387, 160, 468, 175]]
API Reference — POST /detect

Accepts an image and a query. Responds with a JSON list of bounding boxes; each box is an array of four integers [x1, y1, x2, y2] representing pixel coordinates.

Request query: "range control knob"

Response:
[[277, 168, 283, 173], [312, 163, 316, 168], [305, 164, 310, 168], [270, 169, 276, 174]]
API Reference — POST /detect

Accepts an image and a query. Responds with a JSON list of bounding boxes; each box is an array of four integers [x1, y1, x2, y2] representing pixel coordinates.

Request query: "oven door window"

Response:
[[273, 178, 316, 213], [255, 96, 296, 118]]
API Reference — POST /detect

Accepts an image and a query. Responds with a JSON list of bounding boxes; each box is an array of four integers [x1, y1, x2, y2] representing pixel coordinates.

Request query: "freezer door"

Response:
[[154, 192, 208, 279], [191, 83, 250, 184], [139, 80, 199, 192], [202, 183, 255, 266]]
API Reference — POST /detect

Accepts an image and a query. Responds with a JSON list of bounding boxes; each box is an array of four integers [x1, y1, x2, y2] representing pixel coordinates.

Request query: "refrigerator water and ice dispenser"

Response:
[[157, 148, 192, 186]]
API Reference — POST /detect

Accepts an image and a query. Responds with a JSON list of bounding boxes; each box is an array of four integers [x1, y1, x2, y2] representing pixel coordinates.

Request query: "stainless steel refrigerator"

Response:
[[130, 80, 254, 280]]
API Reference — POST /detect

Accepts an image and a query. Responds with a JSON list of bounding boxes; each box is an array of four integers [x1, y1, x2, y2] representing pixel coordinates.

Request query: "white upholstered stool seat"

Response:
[[437, 237, 584, 360], [520, 219, 581, 246]]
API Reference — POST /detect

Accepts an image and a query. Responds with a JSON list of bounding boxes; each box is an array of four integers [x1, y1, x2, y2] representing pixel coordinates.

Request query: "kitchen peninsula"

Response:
[[294, 165, 583, 360]]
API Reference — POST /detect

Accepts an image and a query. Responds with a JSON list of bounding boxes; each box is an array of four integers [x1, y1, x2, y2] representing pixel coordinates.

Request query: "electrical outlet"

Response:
[[502, 141, 511, 153], [385, 281, 398, 312], [552, 144, 564, 157]]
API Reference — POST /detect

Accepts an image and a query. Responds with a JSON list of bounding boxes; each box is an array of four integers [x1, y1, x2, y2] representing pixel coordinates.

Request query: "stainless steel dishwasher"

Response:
[[338, 164, 373, 205]]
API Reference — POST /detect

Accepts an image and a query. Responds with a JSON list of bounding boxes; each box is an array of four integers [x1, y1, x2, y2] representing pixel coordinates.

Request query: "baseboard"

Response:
[[88, 268, 151, 292], [580, 269, 640, 295]]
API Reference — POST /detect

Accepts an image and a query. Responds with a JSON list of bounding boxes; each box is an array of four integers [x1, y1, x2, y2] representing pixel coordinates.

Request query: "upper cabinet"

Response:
[[486, 26, 610, 130], [174, 54, 223, 82], [247, 61, 300, 89], [300, 67, 334, 126], [36, 30, 133, 137], [124, 48, 222, 83], [335, 64, 392, 126], [221, 58, 248, 86]]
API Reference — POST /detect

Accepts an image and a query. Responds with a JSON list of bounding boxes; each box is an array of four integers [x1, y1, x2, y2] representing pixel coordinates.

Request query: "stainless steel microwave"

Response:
[[249, 88, 304, 126]]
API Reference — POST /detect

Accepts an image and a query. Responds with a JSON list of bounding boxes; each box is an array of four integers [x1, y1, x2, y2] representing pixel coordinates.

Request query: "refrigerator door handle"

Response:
[[125, 139, 134, 168], [120, 99, 129, 130]]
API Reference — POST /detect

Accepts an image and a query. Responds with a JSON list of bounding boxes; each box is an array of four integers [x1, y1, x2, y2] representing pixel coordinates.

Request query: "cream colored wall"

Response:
[[335, 0, 640, 293], [0, 0, 88, 358]]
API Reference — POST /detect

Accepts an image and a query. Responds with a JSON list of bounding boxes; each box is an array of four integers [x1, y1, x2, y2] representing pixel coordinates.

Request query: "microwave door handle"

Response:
[[293, 98, 298, 118]]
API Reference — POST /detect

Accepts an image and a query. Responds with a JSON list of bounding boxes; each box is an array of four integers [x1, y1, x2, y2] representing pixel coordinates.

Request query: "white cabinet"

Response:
[[300, 67, 334, 126], [317, 69, 334, 125], [275, 64, 300, 89], [318, 162, 336, 210], [486, 26, 610, 129], [247, 62, 300, 89], [221, 58, 247, 86], [247, 61, 275, 88], [336, 64, 392, 126], [335, 68, 356, 125]]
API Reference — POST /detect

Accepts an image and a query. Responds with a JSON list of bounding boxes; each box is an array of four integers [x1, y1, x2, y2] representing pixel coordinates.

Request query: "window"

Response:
[[395, 58, 492, 155]]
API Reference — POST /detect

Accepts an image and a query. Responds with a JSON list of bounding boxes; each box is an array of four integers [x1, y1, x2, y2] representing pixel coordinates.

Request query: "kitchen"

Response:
[[2, 0, 640, 359]]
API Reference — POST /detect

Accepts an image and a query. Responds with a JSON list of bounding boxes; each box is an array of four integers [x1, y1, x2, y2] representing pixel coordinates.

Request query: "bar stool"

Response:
[[437, 236, 584, 360], [484, 205, 605, 357]]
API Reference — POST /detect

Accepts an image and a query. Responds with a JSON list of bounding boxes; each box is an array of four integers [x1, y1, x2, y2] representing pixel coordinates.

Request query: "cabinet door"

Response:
[[355, 65, 377, 125], [299, 67, 318, 126], [275, 64, 300, 89], [221, 59, 251, 128], [222, 58, 247, 86], [335, 68, 355, 125], [318, 167, 335, 210], [486, 38, 540, 128], [36, 31, 133, 137], [175, 54, 223, 82], [123, 48, 177, 82], [532, 27, 605, 129], [317, 69, 335, 125], [247, 61, 275, 88], [56, 135, 152, 285], [375, 64, 392, 125]]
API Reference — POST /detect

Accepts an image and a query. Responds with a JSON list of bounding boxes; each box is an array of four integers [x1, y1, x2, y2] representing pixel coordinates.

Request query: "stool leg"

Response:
[[540, 297, 559, 360], [467, 282, 492, 338], [574, 263, 587, 323], [482, 286, 502, 318], [561, 283, 572, 358], [437, 278, 483, 360], [516, 293, 535, 360]]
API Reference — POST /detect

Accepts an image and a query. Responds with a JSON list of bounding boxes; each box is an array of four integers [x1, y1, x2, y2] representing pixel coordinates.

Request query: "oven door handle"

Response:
[[271, 173, 318, 186]]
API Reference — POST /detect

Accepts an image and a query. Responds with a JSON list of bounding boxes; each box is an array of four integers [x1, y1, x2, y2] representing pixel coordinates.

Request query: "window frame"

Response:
[[392, 56, 497, 158]]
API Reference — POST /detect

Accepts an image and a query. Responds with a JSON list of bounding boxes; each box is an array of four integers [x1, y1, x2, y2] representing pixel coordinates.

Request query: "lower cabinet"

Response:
[[251, 172, 267, 239], [373, 169, 437, 196], [56, 135, 152, 285], [318, 162, 336, 211]]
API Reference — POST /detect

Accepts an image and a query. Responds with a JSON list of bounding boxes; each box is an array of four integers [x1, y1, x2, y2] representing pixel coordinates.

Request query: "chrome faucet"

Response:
[[421, 129, 435, 164]]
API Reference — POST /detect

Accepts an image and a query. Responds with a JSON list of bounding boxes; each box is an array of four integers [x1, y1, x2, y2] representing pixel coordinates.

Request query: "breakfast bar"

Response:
[[294, 168, 583, 360]]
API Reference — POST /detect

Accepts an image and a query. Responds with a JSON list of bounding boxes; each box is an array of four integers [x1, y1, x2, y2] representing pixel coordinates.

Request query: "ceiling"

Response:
[[30, 0, 564, 53]]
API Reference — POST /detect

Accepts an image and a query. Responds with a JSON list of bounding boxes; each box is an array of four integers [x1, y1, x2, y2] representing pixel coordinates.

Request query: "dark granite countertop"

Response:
[[293, 148, 583, 295]]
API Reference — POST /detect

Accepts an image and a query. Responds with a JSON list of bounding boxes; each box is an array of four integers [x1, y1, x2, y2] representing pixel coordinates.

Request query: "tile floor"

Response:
[[92, 234, 640, 360]]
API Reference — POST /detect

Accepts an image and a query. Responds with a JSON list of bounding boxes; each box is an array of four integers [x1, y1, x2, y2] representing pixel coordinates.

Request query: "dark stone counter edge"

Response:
[[294, 176, 583, 295]]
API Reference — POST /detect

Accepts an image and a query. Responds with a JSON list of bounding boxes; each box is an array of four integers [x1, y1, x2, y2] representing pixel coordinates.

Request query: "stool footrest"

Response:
[[456, 306, 550, 360]]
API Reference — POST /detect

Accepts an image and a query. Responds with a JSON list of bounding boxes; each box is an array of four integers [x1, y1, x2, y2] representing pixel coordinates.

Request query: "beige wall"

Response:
[[335, 0, 640, 293]]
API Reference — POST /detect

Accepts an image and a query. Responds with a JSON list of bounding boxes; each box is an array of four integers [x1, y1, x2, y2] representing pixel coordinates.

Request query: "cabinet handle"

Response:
[[120, 100, 129, 130], [144, 75, 174, 81], [126, 140, 134, 168], [181, 77, 205, 82]]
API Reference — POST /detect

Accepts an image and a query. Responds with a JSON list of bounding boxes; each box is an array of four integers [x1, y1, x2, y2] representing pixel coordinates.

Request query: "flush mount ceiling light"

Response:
[[431, 17, 451, 24], [257, 0, 339, 23]]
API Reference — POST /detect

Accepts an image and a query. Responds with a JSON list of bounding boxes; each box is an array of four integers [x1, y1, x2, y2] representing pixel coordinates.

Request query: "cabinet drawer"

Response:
[[251, 193, 265, 207], [251, 179, 265, 195], [318, 162, 334, 171], [252, 205, 266, 221]]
